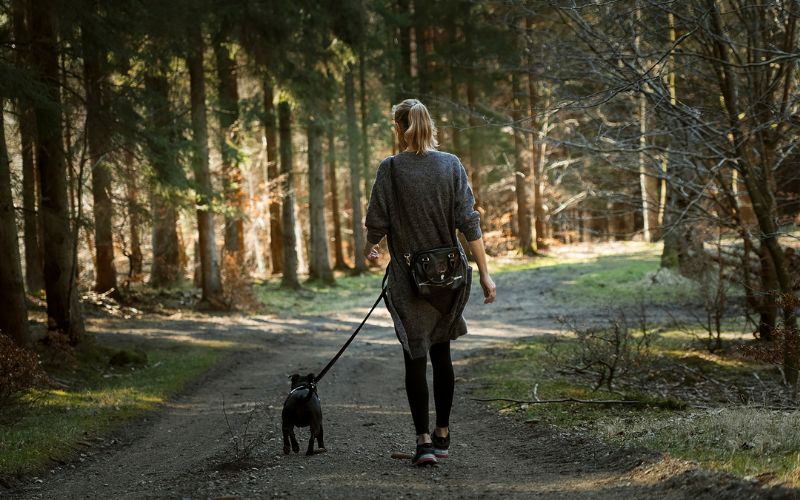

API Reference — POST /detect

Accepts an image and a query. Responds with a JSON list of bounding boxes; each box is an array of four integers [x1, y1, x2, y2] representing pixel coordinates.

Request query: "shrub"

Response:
[[0, 335, 48, 424], [550, 309, 654, 391]]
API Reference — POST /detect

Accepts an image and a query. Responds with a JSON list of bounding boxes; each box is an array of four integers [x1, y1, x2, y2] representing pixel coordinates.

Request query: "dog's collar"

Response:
[[288, 382, 317, 396]]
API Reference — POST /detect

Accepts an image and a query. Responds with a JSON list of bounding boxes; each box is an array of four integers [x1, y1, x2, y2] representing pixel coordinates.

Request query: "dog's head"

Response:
[[289, 373, 315, 390]]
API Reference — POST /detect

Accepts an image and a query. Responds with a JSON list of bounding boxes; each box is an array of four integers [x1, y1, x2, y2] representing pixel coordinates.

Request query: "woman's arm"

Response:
[[364, 160, 391, 261], [467, 237, 496, 304]]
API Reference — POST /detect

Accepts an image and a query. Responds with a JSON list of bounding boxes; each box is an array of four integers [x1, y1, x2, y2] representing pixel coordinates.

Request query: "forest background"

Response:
[[1, 0, 799, 491]]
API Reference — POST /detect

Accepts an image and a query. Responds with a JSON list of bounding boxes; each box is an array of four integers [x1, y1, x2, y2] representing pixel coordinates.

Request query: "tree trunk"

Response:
[[512, 71, 534, 255], [533, 84, 550, 249], [706, 0, 798, 384], [359, 47, 371, 217], [448, 17, 462, 157], [12, 0, 44, 293], [413, 0, 430, 97], [278, 101, 300, 289], [262, 79, 283, 274], [657, 12, 676, 231], [124, 147, 143, 277], [634, 2, 651, 243], [464, 21, 482, 216], [395, 0, 413, 102], [187, 23, 225, 307], [28, 0, 84, 342], [449, 73, 461, 156], [0, 98, 31, 347], [345, 66, 368, 273], [150, 193, 181, 288], [19, 105, 43, 293], [328, 124, 348, 271], [214, 31, 245, 266], [526, 16, 540, 252], [307, 121, 334, 284], [756, 241, 778, 341], [145, 69, 183, 287], [82, 14, 118, 296], [637, 91, 652, 243]]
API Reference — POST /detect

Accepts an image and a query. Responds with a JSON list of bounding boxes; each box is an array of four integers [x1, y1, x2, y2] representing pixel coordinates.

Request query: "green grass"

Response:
[[493, 243, 701, 306], [0, 342, 226, 476], [558, 251, 699, 305], [471, 329, 798, 485], [492, 254, 566, 274], [601, 408, 800, 481], [256, 271, 385, 316]]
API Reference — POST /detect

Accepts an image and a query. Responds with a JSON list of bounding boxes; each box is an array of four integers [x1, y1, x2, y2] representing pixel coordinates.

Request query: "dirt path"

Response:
[[9, 246, 788, 499]]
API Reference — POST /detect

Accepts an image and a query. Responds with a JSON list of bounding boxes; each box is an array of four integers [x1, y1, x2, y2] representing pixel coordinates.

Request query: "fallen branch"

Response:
[[471, 397, 643, 405]]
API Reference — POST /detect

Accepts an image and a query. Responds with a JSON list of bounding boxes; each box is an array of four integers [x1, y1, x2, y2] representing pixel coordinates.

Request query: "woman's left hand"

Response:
[[363, 242, 380, 261]]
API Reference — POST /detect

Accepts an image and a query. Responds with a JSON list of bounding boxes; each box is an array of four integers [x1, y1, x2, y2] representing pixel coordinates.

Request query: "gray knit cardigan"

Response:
[[365, 151, 482, 359]]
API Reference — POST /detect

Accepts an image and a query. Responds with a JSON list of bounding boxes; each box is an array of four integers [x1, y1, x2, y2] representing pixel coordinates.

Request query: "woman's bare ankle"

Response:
[[417, 433, 432, 445], [434, 426, 449, 438]]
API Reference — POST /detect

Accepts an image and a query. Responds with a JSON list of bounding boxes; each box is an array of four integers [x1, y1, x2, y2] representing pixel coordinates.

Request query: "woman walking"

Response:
[[364, 98, 497, 466]]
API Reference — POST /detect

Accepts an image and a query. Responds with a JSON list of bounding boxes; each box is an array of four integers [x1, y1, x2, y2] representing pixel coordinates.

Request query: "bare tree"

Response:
[[278, 100, 300, 289], [345, 65, 369, 273], [307, 119, 334, 284], [187, 20, 225, 308], [552, 0, 799, 382]]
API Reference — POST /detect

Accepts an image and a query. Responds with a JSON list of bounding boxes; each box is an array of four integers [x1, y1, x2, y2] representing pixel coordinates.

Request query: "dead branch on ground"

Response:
[[471, 397, 643, 405]]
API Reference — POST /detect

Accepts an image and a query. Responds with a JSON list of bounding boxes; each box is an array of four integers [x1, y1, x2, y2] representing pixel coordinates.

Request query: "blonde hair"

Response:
[[392, 98, 438, 155]]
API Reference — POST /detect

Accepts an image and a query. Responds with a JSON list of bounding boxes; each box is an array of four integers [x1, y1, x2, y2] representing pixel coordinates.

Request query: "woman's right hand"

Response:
[[480, 273, 496, 304], [467, 237, 496, 304]]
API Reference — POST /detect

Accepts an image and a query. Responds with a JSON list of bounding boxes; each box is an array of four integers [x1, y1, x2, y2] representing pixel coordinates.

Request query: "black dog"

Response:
[[281, 373, 325, 456]]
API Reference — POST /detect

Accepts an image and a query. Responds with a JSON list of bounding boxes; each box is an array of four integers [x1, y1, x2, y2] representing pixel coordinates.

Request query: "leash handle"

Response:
[[314, 270, 389, 383]]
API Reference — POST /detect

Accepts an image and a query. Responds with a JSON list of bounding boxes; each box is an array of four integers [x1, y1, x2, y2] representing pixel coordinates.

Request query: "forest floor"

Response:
[[6, 242, 798, 499]]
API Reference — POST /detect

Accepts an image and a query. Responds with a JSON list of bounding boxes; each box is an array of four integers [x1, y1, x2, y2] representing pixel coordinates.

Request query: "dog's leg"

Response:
[[316, 422, 325, 452], [282, 424, 291, 455], [290, 429, 300, 453], [306, 430, 316, 456]]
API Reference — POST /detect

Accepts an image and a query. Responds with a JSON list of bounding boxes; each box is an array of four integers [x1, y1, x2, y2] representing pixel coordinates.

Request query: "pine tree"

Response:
[[0, 99, 31, 346], [28, 0, 85, 342], [186, 19, 225, 308]]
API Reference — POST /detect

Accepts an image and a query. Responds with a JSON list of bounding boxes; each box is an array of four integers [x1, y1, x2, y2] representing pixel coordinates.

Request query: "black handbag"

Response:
[[388, 157, 467, 298]]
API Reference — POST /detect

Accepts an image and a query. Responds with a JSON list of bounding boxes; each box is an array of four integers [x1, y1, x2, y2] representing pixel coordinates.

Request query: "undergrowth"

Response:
[[471, 330, 796, 485]]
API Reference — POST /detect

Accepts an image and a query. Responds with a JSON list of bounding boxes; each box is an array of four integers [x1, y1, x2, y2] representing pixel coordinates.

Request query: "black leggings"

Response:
[[403, 341, 454, 435]]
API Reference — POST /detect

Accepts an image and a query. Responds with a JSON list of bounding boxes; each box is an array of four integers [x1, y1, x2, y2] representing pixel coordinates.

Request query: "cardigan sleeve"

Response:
[[454, 157, 482, 241], [365, 159, 391, 245]]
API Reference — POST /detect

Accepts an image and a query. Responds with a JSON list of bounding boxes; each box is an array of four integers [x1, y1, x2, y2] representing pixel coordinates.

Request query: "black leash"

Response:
[[314, 270, 388, 383]]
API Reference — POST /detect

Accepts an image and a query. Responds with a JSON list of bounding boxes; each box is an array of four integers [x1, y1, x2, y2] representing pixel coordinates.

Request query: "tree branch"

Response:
[[471, 397, 644, 405]]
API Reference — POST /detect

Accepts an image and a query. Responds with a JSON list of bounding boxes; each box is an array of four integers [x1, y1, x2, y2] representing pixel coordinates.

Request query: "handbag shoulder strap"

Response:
[[387, 156, 406, 248]]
